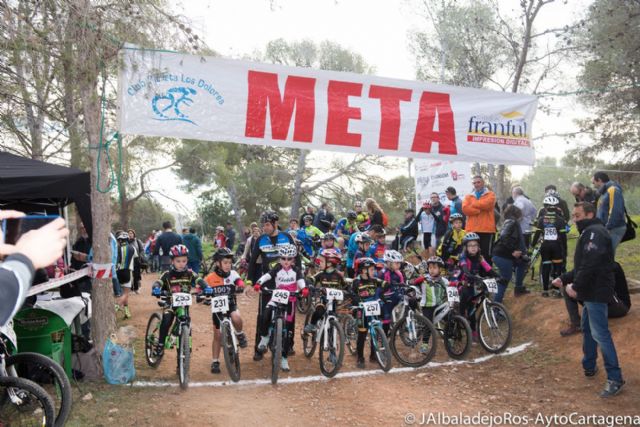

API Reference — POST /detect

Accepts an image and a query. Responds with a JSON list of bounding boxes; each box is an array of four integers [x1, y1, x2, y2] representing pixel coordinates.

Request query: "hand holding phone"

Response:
[[1, 214, 69, 269]]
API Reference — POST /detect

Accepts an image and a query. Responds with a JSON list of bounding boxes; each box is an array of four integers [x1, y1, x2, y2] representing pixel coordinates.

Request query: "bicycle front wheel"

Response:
[[0, 376, 56, 427], [144, 313, 163, 367], [271, 318, 283, 385], [389, 313, 437, 367], [340, 314, 358, 356], [221, 322, 241, 383], [371, 325, 392, 372], [478, 301, 512, 353], [301, 310, 317, 358], [318, 318, 345, 378], [178, 325, 191, 389], [444, 314, 472, 360], [5, 352, 72, 427]]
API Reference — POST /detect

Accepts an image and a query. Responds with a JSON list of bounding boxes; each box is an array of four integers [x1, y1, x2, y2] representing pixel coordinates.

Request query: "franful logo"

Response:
[[467, 111, 530, 147], [152, 87, 198, 125]]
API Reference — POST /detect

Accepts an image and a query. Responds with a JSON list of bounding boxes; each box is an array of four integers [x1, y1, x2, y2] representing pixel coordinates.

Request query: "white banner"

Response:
[[118, 47, 538, 165], [414, 160, 472, 210]]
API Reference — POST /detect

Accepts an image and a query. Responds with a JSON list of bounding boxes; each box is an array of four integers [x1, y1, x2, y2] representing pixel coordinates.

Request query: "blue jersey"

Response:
[[346, 232, 374, 268], [249, 232, 295, 281]]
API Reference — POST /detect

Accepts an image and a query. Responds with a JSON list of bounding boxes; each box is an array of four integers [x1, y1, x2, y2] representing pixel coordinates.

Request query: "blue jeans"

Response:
[[112, 266, 122, 297], [188, 260, 201, 274], [492, 255, 525, 303], [608, 225, 626, 257], [581, 302, 623, 383]]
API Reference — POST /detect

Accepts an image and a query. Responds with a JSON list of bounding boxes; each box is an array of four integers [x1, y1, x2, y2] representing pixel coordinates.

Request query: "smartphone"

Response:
[[1, 215, 60, 245]]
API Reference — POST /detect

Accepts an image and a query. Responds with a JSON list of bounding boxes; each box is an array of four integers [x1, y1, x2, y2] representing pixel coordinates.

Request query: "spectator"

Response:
[[429, 192, 450, 248], [445, 186, 465, 226], [512, 186, 537, 248], [354, 200, 369, 230], [0, 212, 69, 326], [225, 222, 236, 250], [287, 218, 300, 232], [181, 227, 189, 235], [570, 182, 597, 204], [214, 226, 227, 249], [394, 208, 418, 251], [182, 227, 203, 273], [314, 202, 335, 234], [544, 185, 570, 220], [462, 176, 497, 261], [559, 262, 631, 337], [492, 205, 529, 301], [592, 171, 627, 255], [552, 202, 625, 398], [299, 206, 315, 227], [154, 221, 183, 272], [65, 222, 92, 299], [365, 198, 385, 228], [241, 222, 261, 279], [416, 201, 435, 252], [146, 230, 159, 272], [127, 229, 145, 294]]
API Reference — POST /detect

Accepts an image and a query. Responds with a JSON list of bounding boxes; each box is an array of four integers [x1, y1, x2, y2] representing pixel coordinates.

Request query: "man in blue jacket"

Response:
[[592, 172, 627, 255], [182, 227, 203, 273]]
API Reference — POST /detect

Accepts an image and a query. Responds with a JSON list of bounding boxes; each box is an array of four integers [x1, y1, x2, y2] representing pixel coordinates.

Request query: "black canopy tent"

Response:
[[0, 152, 92, 239]]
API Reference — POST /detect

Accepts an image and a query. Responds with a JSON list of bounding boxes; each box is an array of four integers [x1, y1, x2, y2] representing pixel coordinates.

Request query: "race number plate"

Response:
[[172, 292, 192, 307], [446, 287, 460, 303], [362, 300, 381, 317], [483, 279, 499, 294], [544, 228, 558, 241], [326, 288, 344, 301], [211, 295, 229, 314], [271, 289, 290, 305]]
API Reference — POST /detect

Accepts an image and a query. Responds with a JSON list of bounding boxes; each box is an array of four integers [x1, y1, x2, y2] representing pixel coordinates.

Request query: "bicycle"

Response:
[[0, 375, 56, 427], [300, 287, 346, 377], [145, 291, 197, 389], [205, 290, 243, 382], [388, 286, 438, 367], [352, 299, 392, 372], [430, 287, 472, 359], [261, 288, 301, 384], [464, 275, 513, 353], [1, 320, 71, 427]]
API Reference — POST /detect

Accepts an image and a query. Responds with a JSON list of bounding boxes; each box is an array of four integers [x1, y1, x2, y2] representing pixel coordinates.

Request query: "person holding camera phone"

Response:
[[0, 210, 69, 326]]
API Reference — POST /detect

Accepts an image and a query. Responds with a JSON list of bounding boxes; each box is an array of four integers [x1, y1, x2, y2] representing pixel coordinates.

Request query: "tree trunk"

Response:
[[73, 0, 116, 354], [226, 182, 244, 237], [119, 143, 129, 230], [289, 149, 308, 218], [496, 164, 506, 208]]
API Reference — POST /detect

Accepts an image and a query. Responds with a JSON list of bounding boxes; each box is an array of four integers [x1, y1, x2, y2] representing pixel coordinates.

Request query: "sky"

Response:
[[158, 0, 592, 216]]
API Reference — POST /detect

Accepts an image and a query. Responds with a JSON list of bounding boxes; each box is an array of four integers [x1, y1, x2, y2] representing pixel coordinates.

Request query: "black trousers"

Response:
[[477, 232, 495, 264]]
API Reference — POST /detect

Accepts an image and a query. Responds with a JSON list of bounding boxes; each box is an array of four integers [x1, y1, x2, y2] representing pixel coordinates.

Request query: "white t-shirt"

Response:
[[419, 211, 435, 234]]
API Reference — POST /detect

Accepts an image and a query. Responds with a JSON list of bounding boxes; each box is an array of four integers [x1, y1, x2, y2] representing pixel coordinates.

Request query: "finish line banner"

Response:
[[118, 48, 538, 165]]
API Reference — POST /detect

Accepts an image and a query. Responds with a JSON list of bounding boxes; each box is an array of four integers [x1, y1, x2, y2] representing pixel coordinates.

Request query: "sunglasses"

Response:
[[281, 257, 295, 261]]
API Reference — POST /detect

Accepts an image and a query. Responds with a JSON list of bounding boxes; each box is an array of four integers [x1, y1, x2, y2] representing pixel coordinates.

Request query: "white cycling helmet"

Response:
[[543, 195, 559, 206], [278, 244, 298, 258], [383, 250, 403, 263]]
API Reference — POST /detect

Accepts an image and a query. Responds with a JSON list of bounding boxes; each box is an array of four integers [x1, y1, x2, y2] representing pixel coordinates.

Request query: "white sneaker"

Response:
[[257, 335, 270, 352], [281, 357, 290, 372]]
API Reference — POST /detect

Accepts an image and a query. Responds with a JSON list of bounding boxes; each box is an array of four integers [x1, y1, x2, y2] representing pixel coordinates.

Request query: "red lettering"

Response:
[[369, 85, 412, 150], [412, 91, 457, 155], [244, 70, 315, 142], [326, 80, 362, 147]]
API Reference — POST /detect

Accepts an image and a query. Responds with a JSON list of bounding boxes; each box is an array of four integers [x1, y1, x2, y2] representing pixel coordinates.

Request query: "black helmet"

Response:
[[213, 247, 234, 262], [346, 210, 357, 220], [303, 214, 313, 222], [357, 257, 376, 271], [260, 210, 279, 224], [321, 232, 336, 241]]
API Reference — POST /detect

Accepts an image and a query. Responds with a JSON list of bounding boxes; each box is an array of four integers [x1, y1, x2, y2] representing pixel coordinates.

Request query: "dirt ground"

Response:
[[66, 273, 640, 426]]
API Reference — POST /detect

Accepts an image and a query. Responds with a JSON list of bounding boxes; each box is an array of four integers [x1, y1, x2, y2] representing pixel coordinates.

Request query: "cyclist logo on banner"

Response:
[[152, 87, 198, 125]]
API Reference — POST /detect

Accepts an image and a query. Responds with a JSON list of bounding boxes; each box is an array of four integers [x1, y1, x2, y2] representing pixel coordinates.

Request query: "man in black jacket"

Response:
[[153, 221, 183, 272], [396, 208, 418, 251], [313, 202, 335, 234], [553, 202, 624, 398]]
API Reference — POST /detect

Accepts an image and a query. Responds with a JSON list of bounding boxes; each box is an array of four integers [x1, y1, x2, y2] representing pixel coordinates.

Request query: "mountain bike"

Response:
[[353, 299, 392, 372], [524, 240, 542, 281], [145, 291, 197, 389], [301, 287, 346, 377], [431, 287, 472, 359], [1, 321, 71, 427], [261, 288, 300, 384], [465, 275, 513, 353], [388, 286, 438, 367], [0, 374, 56, 427], [207, 292, 243, 382]]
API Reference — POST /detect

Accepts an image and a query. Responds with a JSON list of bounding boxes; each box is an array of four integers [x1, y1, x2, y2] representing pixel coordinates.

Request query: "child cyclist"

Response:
[[204, 248, 248, 374], [151, 244, 207, 357], [304, 248, 347, 334], [347, 232, 373, 278], [531, 195, 567, 297], [437, 213, 466, 269], [414, 256, 448, 353], [254, 244, 309, 372], [350, 257, 385, 368], [379, 250, 406, 334], [452, 233, 500, 341]]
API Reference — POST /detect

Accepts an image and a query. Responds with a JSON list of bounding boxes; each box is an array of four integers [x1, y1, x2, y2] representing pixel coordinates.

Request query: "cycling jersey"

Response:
[[437, 228, 466, 264], [381, 269, 405, 289], [346, 232, 375, 269], [356, 212, 369, 229], [297, 226, 324, 256], [370, 241, 386, 264], [334, 218, 359, 239], [204, 267, 244, 306], [249, 232, 295, 281], [419, 275, 449, 308], [351, 276, 384, 302], [257, 264, 306, 294], [158, 266, 205, 295], [312, 269, 347, 290], [532, 207, 568, 248], [453, 253, 498, 286]]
